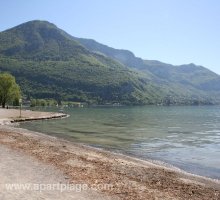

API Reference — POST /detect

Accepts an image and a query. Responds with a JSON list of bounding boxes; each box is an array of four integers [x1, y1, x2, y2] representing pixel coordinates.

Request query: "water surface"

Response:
[[20, 106, 220, 179]]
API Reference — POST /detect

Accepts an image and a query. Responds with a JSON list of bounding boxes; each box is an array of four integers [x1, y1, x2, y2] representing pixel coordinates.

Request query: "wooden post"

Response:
[[19, 99, 22, 118]]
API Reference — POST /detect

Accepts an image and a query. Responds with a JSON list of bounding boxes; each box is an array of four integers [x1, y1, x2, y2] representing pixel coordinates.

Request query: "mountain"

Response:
[[74, 37, 220, 103], [0, 20, 164, 105], [0, 20, 219, 105]]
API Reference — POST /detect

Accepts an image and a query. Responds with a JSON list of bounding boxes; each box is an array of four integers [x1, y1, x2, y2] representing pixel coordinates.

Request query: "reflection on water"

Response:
[[20, 106, 220, 179]]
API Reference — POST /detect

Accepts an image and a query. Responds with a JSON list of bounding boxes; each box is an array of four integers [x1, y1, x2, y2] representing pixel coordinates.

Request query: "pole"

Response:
[[20, 103, 21, 118], [19, 99, 22, 118]]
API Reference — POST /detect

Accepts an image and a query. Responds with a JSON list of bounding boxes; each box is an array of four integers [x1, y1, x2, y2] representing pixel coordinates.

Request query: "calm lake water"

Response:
[[20, 106, 220, 179]]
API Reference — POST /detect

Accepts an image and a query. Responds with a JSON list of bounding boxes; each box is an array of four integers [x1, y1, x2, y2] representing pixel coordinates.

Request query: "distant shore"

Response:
[[0, 108, 220, 199]]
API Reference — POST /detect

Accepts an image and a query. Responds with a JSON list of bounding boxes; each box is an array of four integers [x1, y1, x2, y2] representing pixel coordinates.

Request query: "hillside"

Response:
[[74, 37, 220, 104], [0, 20, 219, 105], [0, 20, 163, 105]]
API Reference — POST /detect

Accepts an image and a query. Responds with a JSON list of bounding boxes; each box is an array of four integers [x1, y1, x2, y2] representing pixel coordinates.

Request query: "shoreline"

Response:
[[0, 108, 68, 125], [70, 138, 220, 184], [1, 126, 220, 199], [19, 120, 220, 182], [4, 125, 220, 183], [15, 124, 220, 185], [0, 109, 220, 199]]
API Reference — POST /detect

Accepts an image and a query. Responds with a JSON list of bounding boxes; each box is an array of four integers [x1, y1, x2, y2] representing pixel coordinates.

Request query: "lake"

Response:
[[20, 105, 220, 179]]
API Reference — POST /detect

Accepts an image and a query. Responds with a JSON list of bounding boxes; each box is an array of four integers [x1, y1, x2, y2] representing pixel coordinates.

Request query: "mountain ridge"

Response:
[[74, 36, 220, 92], [0, 20, 219, 105]]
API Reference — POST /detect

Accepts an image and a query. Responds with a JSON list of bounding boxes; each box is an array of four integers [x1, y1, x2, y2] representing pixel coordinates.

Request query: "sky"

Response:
[[0, 0, 220, 74]]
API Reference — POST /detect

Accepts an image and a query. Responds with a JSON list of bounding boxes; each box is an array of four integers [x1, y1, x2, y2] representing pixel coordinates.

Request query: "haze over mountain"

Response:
[[0, 20, 220, 105]]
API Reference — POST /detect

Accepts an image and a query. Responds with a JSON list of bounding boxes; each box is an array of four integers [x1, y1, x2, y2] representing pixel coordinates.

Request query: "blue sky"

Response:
[[0, 0, 220, 74]]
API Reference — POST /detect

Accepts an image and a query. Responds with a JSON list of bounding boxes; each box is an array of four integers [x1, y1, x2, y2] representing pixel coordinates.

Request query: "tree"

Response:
[[0, 73, 21, 108]]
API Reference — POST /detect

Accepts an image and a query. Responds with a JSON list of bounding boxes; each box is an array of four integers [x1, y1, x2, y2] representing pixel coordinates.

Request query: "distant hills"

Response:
[[0, 20, 219, 105]]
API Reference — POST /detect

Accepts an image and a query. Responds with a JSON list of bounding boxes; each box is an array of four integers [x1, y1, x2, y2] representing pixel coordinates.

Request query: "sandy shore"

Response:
[[0, 108, 68, 125], [0, 109, 220, 199], [0, 144, 114, 200]]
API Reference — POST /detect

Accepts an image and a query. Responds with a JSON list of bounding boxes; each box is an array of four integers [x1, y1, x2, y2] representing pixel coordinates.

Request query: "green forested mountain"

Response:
[[0, 20, 163, 105], [0, 20, 219, 105], [74, 37, 220, 104]]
